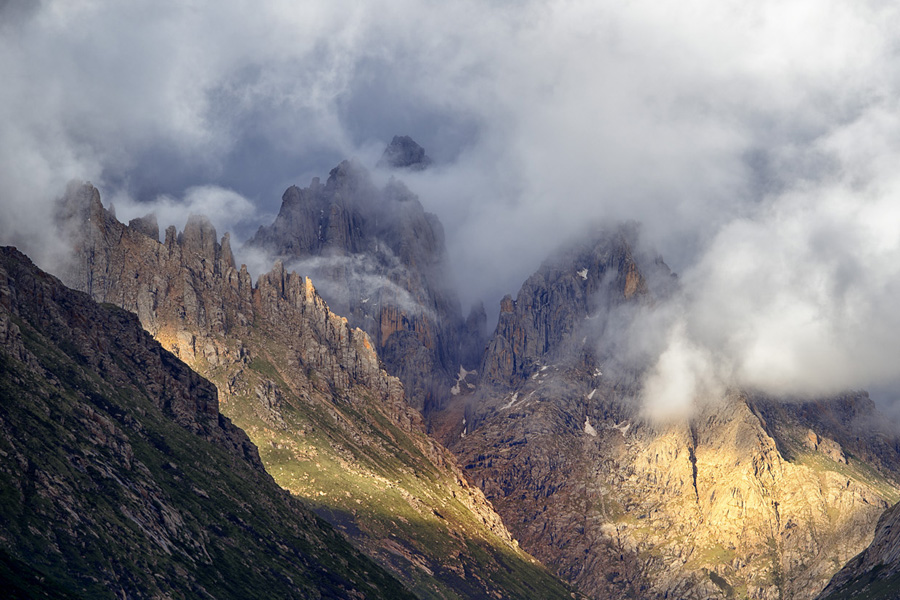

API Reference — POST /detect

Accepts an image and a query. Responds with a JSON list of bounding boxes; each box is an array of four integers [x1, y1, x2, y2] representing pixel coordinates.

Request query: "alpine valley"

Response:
[[3, 137, 900, 600]]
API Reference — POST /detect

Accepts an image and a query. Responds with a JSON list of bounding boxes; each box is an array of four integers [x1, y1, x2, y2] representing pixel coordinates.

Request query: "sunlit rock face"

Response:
[[57, 182, 575, 600], [446, 227, 900, 600], [248, 151, 467, 415]]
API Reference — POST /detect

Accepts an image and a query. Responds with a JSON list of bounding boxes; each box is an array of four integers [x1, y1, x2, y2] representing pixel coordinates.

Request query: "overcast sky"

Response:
[[3, 0, 900, 414]]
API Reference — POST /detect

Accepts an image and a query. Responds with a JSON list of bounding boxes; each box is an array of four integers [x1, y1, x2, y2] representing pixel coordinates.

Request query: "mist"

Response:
[[284, 252, 438, 321], [3, 0, 900, 413]]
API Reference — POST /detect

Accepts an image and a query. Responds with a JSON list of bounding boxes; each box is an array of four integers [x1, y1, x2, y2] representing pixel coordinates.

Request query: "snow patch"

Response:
[[584, 417, 597, 437], [611, 421, 631, 435], [501, 393, 520, 410], [577, 268, 589, 280], [451, 365, 476, 396], [587, 389, 596, 400]]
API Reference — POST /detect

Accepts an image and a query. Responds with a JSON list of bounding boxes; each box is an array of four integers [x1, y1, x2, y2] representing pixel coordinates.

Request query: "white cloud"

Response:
[[111, 185, 258, 243], [640, 320, 725, 422]]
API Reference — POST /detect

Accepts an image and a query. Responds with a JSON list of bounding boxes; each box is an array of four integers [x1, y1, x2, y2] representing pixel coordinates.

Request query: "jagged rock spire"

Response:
[[377, 135, 432, 170]]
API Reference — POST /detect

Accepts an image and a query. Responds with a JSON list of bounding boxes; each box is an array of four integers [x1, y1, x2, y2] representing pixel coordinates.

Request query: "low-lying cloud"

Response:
[[642, 129, 900, 412], [111, 185, 261, 243], [285, 252, 437, 321], [3, 0, 900, 413]]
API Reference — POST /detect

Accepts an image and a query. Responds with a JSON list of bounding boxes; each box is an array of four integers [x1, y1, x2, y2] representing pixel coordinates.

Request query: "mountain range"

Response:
[[2, 137, 900, 599]]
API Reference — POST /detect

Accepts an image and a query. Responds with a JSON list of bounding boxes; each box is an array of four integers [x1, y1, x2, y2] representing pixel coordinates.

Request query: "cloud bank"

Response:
[[3, 0, 900, 411]]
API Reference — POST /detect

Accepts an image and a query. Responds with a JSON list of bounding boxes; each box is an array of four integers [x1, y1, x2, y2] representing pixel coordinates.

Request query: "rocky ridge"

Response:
[[0, 246, 414, 599], [479, 222, 671, 391], [448, 230, 900, 599], [58, 182, 574, 600]]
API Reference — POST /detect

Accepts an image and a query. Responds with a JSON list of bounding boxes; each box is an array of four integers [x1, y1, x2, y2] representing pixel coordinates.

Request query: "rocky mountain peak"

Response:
[[178, 214, 223, 265], [480, 224, 672, 389], [377, 135, 432, 170], [59, 179, 102, 214], [128, 212, 159, 239], [55, 181, 110, 243], [248, 159, 464, 414], [327, 158, 375, 194]]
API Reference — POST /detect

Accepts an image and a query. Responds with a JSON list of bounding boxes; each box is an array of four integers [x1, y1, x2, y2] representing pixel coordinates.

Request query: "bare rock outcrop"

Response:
[[377, 135, 433, 170], [480, 223, 671, 389], [248, 148, 462, 415]]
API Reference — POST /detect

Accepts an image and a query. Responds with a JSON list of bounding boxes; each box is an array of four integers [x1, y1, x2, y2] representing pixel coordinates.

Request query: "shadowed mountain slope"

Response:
[[0, 246, 414, 600], [816, 493, 900, 599]]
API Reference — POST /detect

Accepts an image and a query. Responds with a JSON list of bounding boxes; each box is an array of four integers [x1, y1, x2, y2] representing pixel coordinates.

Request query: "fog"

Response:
[[3, 0, 900, 414]]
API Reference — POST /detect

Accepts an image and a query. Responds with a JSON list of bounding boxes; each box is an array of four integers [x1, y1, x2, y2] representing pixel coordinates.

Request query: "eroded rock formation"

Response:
[[248, 148, 464, 415]]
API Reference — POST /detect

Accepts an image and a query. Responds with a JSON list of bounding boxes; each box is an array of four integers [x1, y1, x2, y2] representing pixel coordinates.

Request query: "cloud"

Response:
[[3, 0, 900, 410], [110, 185, 259, 243], [284, 251, 437, 321], [640, 320, 726, 422], [672, 114, 900, 397]]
